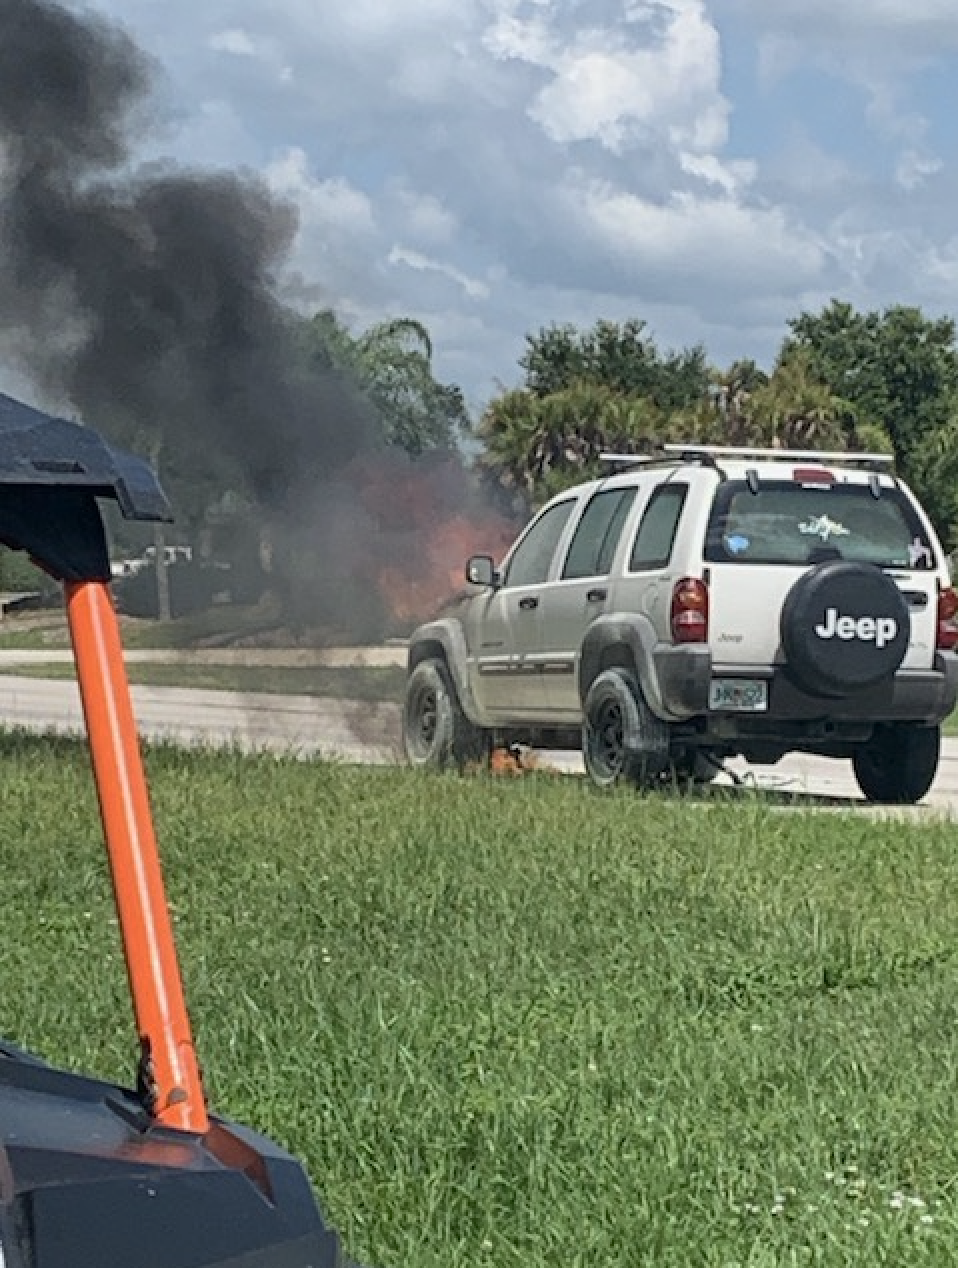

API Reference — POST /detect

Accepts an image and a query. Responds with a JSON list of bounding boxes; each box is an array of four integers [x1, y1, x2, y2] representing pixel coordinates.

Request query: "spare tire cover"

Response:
[[780, 561, 909, 697]]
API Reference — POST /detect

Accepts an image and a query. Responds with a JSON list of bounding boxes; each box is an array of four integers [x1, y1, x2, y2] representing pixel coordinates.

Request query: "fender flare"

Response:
[[579, 614, 669, 718], [407, 619, 484, 726]]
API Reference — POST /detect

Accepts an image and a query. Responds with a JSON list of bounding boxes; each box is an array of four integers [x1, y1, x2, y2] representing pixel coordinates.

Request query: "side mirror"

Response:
[[466, 554, 498, 587]]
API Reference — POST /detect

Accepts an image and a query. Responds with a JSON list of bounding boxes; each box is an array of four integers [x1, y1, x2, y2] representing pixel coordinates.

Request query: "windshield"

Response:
[[705, 481, 937, 570]]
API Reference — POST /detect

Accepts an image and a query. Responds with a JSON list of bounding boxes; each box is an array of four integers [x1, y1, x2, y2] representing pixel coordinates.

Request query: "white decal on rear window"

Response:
[[908, 536, 933, 567], [798, 514, 850, 542]]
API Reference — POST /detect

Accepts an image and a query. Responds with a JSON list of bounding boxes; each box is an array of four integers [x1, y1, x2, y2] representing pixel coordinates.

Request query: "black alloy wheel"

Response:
[[402, 657, 487, 770], [582, 668, 668, 789]]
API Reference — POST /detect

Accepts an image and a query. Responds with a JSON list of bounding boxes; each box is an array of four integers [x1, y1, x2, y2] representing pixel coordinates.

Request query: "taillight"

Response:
[[937, 585, 958, 650], [671, 576, 709, 644]]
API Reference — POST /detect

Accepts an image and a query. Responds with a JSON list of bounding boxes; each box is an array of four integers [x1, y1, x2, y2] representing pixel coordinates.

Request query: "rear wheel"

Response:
[[852, 723, 940, 804], [402, 658, 487, 770], [582, 668, 668, 789]]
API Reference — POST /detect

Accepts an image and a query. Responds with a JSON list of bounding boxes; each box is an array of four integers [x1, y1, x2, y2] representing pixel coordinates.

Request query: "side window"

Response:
[[504, 500, 576, 587], [629, 485, 688, 571], [562, 488, 638, 580]]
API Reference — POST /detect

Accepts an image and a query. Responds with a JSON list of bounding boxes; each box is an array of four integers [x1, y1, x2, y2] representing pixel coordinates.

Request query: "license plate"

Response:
[[709, 678, 768, 712]]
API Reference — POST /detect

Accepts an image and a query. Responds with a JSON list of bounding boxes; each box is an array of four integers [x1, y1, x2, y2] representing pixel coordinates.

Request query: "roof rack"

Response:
[[599, 445, 895, 472], [663, 444, 894, 468], [598, 450, 665, 468]]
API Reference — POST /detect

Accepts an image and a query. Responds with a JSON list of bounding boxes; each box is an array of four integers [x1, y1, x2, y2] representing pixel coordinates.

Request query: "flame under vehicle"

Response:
[[403, 445, 958, 804], [0, 392, 349, 1267]]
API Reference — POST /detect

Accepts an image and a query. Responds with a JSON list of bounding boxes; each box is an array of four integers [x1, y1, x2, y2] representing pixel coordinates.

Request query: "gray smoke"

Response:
[[0, 0, 400, 633]]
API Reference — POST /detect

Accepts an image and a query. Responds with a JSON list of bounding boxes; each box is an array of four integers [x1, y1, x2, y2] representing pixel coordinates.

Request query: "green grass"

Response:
[[2, 735, 958, 1265], [115, 601, 302, 649], [0, 615, 70, 648], [2, 660, 406, 700], [0, 603, 385, 650]]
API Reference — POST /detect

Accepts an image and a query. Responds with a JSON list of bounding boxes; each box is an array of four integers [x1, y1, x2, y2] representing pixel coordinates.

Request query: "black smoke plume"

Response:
[[0, 0, 421, 636]]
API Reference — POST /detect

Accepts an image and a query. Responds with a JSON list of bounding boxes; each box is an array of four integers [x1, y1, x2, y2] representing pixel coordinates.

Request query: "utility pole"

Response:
[[150, 441, 172, 622]]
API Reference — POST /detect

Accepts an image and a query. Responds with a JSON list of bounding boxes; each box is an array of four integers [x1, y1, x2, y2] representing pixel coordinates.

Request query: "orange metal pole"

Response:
[[65, 579, 209, 1134]]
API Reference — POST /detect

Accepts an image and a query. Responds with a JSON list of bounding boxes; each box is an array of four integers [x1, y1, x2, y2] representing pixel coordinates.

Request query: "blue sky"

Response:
[[42, 1, 958, 409]]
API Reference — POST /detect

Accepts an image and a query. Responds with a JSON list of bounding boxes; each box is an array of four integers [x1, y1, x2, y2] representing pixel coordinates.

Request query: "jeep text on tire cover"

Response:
[[815, 610, 898, 647], [404, 444, 958, 805]]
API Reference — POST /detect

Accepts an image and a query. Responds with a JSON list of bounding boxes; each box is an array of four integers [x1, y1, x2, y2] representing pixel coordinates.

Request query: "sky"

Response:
[[45, 1, 958, 411]]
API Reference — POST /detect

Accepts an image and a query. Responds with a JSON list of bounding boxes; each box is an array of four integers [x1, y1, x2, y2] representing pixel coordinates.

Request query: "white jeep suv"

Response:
[[402, 445, 958, 803]]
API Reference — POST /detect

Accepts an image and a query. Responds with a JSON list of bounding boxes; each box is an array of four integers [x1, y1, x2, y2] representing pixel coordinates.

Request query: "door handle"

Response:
[[587, 588, 607, 602], [518, 596, 539, 610]]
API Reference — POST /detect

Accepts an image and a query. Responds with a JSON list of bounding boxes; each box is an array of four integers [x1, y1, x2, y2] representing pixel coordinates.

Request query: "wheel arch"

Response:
[[407, 619, 482, 724], [579, 615, 667, 717]]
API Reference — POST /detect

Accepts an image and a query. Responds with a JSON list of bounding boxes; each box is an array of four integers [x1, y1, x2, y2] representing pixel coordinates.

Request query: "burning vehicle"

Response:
[[0, 391, 352, 1267], [0, 0, 517, 646]]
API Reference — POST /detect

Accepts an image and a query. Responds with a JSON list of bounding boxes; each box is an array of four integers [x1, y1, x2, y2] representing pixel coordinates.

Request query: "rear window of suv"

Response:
[[704, 481, 936, 570]]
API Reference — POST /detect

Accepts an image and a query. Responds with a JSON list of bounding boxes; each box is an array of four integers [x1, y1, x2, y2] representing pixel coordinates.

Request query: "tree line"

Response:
[[117, 298, 958, 563], [477, 301, 958, 547]]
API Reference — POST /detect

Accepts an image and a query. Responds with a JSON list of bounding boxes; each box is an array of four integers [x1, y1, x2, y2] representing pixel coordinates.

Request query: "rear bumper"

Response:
[[654, 645, 958, 725], [765, 656, 958, 723]]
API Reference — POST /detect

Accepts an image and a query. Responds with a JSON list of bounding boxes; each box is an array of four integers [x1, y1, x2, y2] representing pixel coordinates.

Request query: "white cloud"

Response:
[[566, 177, 825, 294], [54, 0, 958, 404], [265, 150, 376, 238], [734, 0, 948, 215], [761, 130, 856, 199], [733, 0, 958, 50], [395, 190, 458, 245], [923, 239, 958, 289], [209, 29, 258, 57], [305, 0, 465, 39], [483, 11, 552, 63], [678, 153, 755, 196], [388, 246, 490, 300], [485, 1, 728, 154], [896, 150, 944, 191]]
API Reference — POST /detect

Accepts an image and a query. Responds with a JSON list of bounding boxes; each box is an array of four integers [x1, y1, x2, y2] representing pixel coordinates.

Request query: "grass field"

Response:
[[0, 603, 398, 650], [3, 732, 958, 1266]]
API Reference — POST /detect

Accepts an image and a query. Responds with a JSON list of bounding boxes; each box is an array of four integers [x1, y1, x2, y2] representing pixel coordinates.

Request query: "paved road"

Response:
[[0, 645, 405, 762], [0, 669, 956, 816], [0, 674, 401, 763], [0, 646, 407, 668]]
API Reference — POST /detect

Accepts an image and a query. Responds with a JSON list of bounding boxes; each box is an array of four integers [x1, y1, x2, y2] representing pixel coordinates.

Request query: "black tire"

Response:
[[401, 658, 487, 771], [852, 723, 940, 804], [582, 668, 668, 789]]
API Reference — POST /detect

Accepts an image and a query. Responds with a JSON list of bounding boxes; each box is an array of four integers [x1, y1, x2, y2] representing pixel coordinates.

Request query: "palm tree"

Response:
[[355, 318, 469, 454], [478, 380, 671, 504], [304, 312, 468, 454], [748, 348, 854, 449], [710, 359, 769, 443]]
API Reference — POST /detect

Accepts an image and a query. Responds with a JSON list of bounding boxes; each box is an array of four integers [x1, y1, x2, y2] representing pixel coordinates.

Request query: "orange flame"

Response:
[[351, 452, 518, 629], [488, 745, 539, 775]]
